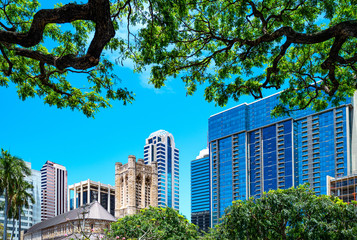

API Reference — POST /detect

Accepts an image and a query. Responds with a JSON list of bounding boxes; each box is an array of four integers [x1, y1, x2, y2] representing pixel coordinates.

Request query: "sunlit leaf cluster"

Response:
[[0, 0, 356, 116], [204, 185, 357, 239], [126, 0, 357, 115], [109, 206, 199, 239]]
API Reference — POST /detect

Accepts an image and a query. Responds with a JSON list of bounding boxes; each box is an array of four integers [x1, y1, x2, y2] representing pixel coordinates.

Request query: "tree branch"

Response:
[[0, 44, 12, 76], [1, 0, 115, 70]]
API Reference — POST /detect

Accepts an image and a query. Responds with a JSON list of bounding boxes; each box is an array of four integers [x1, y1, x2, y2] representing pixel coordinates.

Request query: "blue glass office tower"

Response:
[[209, 92, 357, 226], [191, 149, 210, 232], [144, 130, 179, 210]]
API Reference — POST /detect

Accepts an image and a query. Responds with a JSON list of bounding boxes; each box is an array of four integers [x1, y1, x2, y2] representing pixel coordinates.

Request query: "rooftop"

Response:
[[25, 201, 116, 235], [148, 129, 172, 138], [196, 148, 209, 159]]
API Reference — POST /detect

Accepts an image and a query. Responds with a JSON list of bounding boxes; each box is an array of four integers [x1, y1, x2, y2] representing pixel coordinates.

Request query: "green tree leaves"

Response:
[[109, 207, 199, 240], [107, 186, 357, 239], [131, 0, 357, 115], [204, 185, 357, 240], [0, 0, 133, 118], [0, 0, 356, 117]]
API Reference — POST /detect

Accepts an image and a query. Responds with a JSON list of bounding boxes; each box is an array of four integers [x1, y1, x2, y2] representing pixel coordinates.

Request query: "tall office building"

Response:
[[209, 92, 357, 226], [41, 161, 67, 221], [30, 167, 42, 225], [68, 179, 115, 216], [191, 149, 210, 232], [144, 130, 179, 210], [0, 162, 41, 240]]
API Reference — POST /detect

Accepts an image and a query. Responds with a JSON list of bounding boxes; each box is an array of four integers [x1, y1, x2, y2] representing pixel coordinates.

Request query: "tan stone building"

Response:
[[24, 201, 116, 240], [115, 155, 158, 218]]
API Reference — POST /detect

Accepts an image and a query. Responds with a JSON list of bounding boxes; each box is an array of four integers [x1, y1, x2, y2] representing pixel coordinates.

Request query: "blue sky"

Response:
[[0, 64, 257, 220], [0, 0, 279, 220]]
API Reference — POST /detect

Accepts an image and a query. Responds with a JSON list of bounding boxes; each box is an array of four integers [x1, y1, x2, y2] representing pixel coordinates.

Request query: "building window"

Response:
[[136, 175, 142, 207], [145, 177, 151, 207]]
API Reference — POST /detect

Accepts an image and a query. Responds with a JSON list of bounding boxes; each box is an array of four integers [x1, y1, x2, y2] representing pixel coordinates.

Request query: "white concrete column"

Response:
[[80, 182, 83, 206], [98, 182, 101, 203], [87, 180, 90, 204], [74, 186, 77, 209]]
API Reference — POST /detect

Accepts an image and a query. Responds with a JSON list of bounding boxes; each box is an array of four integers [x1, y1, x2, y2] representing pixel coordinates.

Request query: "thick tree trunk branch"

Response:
[[233, 20, 357, 97], [0, 43, 13, 76], [1, 0, 115, 70], [263, 39, 292, 89], [240, 20, 357, 47], [15, 47, 100, 70], [0, 3, 92, 47]]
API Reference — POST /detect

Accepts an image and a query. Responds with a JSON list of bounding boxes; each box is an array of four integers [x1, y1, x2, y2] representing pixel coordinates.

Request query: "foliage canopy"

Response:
[[133, 0, 357, 116], [108, 206, 199, 240], [204, 185, 357, 240], [0, 0, 356, 116], [49, 186, 357, 240]]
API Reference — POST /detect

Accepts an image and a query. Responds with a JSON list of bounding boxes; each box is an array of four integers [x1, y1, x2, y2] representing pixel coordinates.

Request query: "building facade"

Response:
[[115, 155, 158, 218], [144, 130, 179, 210], [191, 149, 210, 233], [0, 162, 41, 240], [327, 174, 357, 203], [41, 161, 67, 221], [68, 179, 115, 216], [24, 201, 116, 240], [30, 167, 42, 225], [209, 92, 357, 226]]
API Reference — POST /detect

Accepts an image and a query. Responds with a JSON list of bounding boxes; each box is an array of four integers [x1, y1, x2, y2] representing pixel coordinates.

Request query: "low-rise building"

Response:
[[327, 174, 357, 202], [24, 201, 115, 240], [68, 179, 115, 216]]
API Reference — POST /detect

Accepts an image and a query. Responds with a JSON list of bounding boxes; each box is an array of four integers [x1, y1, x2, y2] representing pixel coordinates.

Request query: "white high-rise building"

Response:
[[144, 130, 179, 210]]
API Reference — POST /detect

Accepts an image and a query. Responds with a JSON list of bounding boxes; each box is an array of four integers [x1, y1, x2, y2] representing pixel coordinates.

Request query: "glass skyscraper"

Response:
[[144, 130, 179, 210], [209, 92, 357, 226], [0, 162, 41, 240], [191, 149, 210, 232], [30, 166, 42, 225]]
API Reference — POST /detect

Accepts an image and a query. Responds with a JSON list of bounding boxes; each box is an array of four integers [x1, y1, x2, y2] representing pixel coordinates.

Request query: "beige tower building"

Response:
[[115, 155, 158, 218]]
